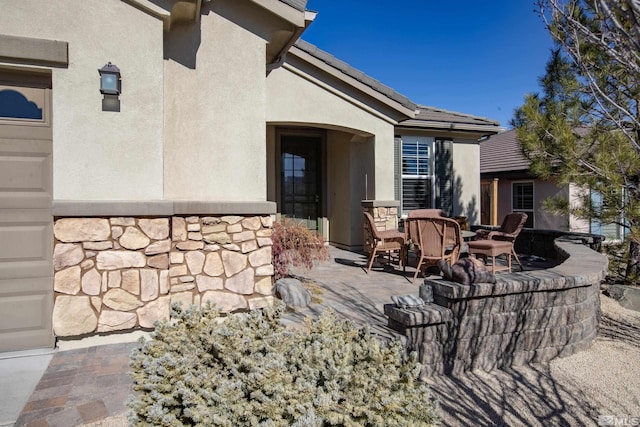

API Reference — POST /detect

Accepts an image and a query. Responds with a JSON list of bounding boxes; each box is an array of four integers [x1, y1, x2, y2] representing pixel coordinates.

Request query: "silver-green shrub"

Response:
[[128, 304, 439, 426]]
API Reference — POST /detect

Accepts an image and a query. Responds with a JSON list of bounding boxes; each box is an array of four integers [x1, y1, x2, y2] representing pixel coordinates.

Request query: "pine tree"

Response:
[[514, 0, 640, 283]]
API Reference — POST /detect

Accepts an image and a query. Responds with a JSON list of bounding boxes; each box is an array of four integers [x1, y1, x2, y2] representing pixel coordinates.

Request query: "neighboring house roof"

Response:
[[480, 129, 530, 173], [293, 39, 417, 111], [397, 105, 503, 134]]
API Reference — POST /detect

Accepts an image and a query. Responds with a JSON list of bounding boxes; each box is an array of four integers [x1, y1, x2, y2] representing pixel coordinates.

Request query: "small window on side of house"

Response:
[[512, 181, 534, 228]]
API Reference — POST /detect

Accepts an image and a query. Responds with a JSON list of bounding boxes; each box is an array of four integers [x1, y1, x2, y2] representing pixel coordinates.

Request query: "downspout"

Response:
[[194, 0, 203, 21], [266, 10, 317, 75]]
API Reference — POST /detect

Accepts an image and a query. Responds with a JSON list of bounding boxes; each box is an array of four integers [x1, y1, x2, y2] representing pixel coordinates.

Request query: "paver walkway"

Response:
[[15, 342, 135, 426], [17, 244, 640, 427], [14, 247, 419, 426]]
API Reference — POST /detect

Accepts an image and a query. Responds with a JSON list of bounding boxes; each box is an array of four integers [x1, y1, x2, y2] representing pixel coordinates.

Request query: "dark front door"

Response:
[[280, 134, 322, 231]]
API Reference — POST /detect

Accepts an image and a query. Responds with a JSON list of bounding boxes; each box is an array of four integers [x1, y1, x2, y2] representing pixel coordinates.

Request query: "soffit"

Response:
[[123, 0, 307, 31], [397, 105, 503, 136]]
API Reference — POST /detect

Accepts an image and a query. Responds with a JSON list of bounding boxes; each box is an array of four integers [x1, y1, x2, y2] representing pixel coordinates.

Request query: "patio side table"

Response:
[[467, 240, 513, 274]]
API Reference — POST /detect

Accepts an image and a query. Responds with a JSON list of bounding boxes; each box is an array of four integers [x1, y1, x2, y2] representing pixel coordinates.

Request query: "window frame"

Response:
[[398, 136, 435, 215], [511, 181, 534, 227]]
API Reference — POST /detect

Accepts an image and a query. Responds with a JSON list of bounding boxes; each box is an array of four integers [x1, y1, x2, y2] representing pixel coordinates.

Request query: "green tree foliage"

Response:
[[128, 304, 439, 426], [514, 0, 640, 282]]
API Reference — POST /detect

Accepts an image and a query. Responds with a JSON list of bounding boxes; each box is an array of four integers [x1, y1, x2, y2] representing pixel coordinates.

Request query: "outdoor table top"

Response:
[[461, 230, 476, 240]]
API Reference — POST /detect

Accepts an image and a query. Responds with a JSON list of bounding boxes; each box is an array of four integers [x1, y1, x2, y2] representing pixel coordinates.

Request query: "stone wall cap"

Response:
[[53, 200, 277, 216], [427, 239, 608, 300], [361, 200, 400, 208], [173, 201, 276, 215], [383, 302, 452, 326], [54, 200, 174, 217]]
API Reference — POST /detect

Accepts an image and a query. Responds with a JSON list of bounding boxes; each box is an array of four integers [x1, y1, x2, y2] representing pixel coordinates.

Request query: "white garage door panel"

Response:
[[0, 139, 52, 209], [0, 71, 53, 351], [0, 277, 53, 350], [0, 283, 52, 330], [0, 211, 53, 278], [0, 156, 48, 189]]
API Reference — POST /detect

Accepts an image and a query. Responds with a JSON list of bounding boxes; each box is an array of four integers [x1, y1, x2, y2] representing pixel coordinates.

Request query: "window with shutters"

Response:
[[396, 136, 435, 215]]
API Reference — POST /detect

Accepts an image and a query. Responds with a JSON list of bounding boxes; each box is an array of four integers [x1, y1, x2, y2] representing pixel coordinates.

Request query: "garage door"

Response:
[[0, 69, 54, 351]]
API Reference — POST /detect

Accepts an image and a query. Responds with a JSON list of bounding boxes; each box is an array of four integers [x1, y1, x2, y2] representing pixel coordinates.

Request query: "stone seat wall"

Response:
[[385, 237, 608, 378]]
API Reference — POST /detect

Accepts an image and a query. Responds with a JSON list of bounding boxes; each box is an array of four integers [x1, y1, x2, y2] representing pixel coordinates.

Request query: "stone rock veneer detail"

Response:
[[385, 238, 608, 377], [52, 215, 274, 337], [362, 205, 398, 233]]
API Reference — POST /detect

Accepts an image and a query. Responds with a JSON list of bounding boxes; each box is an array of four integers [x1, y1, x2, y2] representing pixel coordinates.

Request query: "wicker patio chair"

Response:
[[363, 212, 406, 272], [407, 216, 462, 283], [474, 212, 528, 271], [405, 209, 446, 251]]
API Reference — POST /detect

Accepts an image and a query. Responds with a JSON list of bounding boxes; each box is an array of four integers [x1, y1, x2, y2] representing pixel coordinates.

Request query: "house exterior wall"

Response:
[[452, 140, 481, 224], [266, 64, 397, 200], [535, 181, 570, 230], [0, 0, 165, 201], [164, 3, 270, 201], [393, 129, 485, 224], [266, 64, 396, 248], [494, 177, 570, 231], [327, 130, 355, 247], [569, 183, 591, 233]]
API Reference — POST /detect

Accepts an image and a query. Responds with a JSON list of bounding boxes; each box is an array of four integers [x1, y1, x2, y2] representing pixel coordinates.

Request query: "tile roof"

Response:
[[293, 39, 417, 110], [398, 105, 502, 132], [480, 129, 530, 173], [278, 0, 307, 11]]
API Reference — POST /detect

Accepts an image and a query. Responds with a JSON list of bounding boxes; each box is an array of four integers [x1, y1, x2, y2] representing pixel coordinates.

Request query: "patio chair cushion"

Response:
[[391, 294, 427, 309]]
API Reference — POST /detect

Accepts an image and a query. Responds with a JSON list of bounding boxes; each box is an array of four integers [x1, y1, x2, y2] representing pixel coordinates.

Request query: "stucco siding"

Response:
[[535, 181, 570, 231], [266, 65, 397, 201], [452, 141, 480, 224], [0, 0, 165, 200], [495, 177, 570, 231], [569, 183, 591, 233], [327, 131, 354, 247], [163, 5, 267, 201]]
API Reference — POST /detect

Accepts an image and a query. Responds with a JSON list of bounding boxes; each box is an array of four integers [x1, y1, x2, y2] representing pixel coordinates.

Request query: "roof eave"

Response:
[[396, 120, 504, 134], [288, 45, 416, 119], [250, 0, 307, 26]]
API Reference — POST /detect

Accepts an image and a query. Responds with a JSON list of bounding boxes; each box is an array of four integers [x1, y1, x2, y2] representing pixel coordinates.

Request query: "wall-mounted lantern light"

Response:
[[98, 62, 121, 95]]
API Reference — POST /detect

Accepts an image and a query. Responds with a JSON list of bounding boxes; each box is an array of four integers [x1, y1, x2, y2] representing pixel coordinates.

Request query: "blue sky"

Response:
[[302, 1, 555, 128]]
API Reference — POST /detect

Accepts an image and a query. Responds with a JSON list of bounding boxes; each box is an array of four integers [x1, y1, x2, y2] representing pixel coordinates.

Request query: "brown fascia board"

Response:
[[287, 45, 416, 120], [480, 169, 533, 180]]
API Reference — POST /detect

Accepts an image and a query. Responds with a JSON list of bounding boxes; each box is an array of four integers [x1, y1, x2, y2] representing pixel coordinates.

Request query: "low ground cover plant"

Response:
[[128, 304, 439, 426]]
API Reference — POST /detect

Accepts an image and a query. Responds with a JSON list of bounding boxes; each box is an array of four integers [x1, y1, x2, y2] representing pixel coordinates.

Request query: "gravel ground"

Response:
[[84, 294, 639, 427]]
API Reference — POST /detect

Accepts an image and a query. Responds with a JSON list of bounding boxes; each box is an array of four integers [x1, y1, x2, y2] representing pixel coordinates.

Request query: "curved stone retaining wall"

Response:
[[385, 237, 608, 377], [52, 215, 274, 338]]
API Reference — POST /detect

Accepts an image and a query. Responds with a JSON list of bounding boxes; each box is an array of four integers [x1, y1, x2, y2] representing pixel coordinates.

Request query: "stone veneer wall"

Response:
[[361, 200, 399, 233], [384, 237, 608, 378], [52, 215, 274, 337]]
